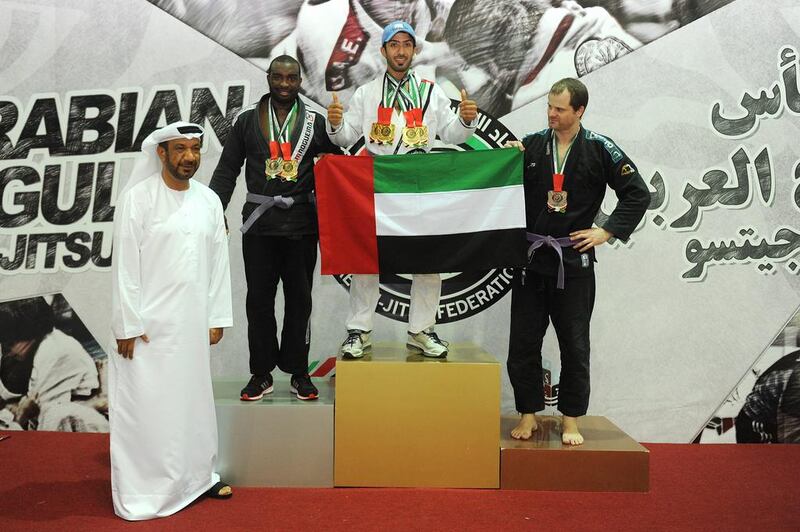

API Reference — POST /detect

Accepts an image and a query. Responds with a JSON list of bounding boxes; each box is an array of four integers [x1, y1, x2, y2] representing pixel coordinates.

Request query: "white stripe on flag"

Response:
[[374, 185, 525, 237]]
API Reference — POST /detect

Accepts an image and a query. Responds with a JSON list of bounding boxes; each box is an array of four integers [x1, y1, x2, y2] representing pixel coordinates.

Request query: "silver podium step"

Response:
[[213, 377, 334, 487]]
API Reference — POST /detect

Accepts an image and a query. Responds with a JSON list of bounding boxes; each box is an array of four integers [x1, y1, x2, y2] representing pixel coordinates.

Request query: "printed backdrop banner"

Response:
[[2, 0, 799, 443]]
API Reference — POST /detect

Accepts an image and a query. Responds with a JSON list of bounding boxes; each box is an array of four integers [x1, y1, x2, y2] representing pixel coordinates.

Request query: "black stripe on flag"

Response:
[[376, 229, 527, 274]]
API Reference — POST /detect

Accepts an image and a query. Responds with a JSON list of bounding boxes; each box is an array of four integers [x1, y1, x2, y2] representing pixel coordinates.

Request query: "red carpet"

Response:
[[0, 431, 797, 531]]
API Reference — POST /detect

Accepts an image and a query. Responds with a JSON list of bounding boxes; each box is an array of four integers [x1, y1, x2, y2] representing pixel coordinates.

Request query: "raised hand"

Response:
[[458, 88, 478, 123], [328, 91, 344, 128]]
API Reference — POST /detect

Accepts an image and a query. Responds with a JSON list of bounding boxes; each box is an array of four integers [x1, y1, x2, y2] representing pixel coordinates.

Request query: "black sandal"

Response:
[[206, 481, 233, 499]]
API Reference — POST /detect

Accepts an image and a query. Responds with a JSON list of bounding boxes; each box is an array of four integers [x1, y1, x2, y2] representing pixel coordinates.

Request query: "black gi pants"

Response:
[[507, 270, 595, 417], [242, 234, 317, 376]]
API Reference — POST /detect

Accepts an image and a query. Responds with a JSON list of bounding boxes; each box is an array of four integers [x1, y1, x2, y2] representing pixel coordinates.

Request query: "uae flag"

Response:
[[315, 149, 527, 274]]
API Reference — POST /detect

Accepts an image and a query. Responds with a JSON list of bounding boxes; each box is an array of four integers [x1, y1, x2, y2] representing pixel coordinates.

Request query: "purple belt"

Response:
[[526, 233, 574, 289]]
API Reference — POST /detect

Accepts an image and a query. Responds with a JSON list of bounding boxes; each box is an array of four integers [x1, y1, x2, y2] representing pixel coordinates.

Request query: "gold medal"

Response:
[[369, 122, 382, 143], [379, 124, 395, 143], [547, 190, 568, 213], [265, 158, 282, 179], [370, 105, 395, 144], [402, 108, 427, 147], [402, 126, 419, 147], [369, 122, 395, 144], [280, 159, 299, 181], [415, 125, 429, 147]]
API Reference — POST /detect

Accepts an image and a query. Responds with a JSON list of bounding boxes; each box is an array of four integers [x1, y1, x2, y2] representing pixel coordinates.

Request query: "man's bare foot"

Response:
[[561, 415, 584, 445], [511, 413, 538, 440]]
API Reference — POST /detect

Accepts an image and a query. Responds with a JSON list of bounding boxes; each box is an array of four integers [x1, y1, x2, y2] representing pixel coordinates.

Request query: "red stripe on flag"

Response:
[[315, 154, 379, 274], [309, 356, 337, 377]]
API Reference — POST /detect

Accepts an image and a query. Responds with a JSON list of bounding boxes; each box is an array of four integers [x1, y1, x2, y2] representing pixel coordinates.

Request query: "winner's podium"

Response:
[[500, 415, 649, 492], [213, 378, 334, 487], [334, 343, 500, 488]]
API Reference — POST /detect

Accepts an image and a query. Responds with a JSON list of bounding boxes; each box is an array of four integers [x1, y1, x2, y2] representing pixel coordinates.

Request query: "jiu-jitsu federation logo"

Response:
[[333, 103, 517, 324]]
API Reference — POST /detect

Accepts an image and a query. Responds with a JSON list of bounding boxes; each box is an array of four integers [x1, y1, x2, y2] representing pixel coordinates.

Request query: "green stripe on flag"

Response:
[[466, 136, 490, 151], [373, 148, 522, 194]]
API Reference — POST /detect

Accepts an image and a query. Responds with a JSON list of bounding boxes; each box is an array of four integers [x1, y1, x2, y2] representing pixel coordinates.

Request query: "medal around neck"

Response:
[[547, 172, 568, 213], [401, 108, 427, 148], [265, 140, 282, 179], [278, 142, 298, 181], [547, 190, 568, 213], [266, 101, 299, 180], [280, 160, 299, 181], [369, 106, 395, 144], [415, 124, 429, 146], [401, 126, 419, 146]]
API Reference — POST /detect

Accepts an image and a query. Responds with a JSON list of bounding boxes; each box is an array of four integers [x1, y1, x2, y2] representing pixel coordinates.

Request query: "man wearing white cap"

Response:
[[110, 122, 234, 520], [327, 20, 477, 358], [268, 0, 452, 107]]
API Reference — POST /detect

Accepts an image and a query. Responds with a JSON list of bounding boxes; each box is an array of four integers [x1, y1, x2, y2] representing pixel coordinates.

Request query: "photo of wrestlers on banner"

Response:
[[149, 0, 735, 115], [696, 311, 800, 445], [0, 295, 108, 432]]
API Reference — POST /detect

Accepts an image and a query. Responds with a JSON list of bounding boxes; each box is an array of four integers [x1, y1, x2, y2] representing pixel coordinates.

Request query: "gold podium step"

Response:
[[500, 415, 649, 492], [334, 343, 500, 488]]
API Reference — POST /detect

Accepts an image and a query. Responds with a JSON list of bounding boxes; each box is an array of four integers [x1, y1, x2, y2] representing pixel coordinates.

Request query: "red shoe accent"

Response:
[[240, 393, 263, 402]]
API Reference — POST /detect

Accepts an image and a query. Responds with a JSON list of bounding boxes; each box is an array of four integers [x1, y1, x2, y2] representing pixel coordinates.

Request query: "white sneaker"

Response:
[[407, 328, 449, 358], [340, 330, 371, 359]]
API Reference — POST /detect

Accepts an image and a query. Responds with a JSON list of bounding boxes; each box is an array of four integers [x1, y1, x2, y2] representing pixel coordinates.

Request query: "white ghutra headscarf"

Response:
[[118, 121, 205, 199]]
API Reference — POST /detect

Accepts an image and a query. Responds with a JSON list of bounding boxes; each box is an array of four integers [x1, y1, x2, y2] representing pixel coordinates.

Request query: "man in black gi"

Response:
[[506, 78, 649, 444], [210, 55, 341, 402]]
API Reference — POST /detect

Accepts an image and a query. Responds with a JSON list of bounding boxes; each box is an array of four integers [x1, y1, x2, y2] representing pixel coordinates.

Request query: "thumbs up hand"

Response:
[[458, 88, 477, 123], [328, 92, 344, 128]]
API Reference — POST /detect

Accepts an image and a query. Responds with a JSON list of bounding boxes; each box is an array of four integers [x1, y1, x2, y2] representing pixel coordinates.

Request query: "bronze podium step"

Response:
[[500, 415, 649, 492], [334, 343, 500, 488]]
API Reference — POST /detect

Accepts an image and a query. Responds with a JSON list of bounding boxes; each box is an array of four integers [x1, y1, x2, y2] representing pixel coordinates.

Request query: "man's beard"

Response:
[[389, 57, 412, 75], [165, 158, 197, 181]]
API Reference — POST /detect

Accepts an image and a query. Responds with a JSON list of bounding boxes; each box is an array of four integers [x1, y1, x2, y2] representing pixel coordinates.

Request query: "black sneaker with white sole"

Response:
[[290, 374, 319, 401], [240, 373, 273, 401]]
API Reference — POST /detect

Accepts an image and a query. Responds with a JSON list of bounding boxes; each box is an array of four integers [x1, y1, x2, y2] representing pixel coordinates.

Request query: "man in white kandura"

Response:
[[109, 122, 233, 520], [327, 20, 477, 359]]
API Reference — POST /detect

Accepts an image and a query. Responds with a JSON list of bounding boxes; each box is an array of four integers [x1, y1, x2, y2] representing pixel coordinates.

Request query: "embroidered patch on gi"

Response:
[[621, 164, 635, 176]]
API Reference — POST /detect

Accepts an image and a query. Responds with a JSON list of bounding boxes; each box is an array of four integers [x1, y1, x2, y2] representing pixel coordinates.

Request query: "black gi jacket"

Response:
[[521, 126, 650, 278], [209, 94, 341, 236]]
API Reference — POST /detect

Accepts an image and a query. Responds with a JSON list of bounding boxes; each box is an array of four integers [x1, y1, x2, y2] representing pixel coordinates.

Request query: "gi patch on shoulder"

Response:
[[586, 130, 623, 164], [620, 163, 635, 176]]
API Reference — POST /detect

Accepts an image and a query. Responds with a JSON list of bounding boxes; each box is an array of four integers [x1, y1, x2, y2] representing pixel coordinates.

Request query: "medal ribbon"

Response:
[[551, 133, 577, 191], [268, 100, 298, 148], [403, 108, 422, 128], [382, 72, 420, 112], [377, 106, 393, 125], [280, 142, 292, 162], [268, 140, 280, 161]]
